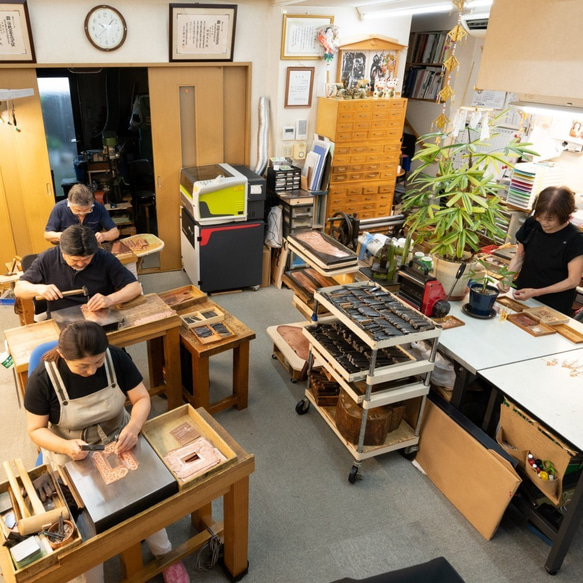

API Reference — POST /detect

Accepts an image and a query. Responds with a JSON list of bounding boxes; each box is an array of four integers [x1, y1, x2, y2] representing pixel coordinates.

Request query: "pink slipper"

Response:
[[162, 561, 190, 583]]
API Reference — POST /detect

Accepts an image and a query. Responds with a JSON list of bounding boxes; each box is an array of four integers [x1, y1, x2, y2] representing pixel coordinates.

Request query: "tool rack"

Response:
[[296, 281, 441, 483]]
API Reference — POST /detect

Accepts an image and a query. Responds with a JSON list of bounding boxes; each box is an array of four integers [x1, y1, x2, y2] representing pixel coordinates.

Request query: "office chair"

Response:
[[28, 340, 58, 375], [128, 159, 156, 234], [21, 254, 48, 322]]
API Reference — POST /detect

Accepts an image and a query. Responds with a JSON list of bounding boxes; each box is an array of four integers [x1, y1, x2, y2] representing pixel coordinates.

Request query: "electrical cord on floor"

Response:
[[194, 528, 222, 570]]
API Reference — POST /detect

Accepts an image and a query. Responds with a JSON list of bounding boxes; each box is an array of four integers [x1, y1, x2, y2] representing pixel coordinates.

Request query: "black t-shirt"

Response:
[[19, 247, 137, 314], [515, 217, 583, 314], [24, 346, 143, 425]]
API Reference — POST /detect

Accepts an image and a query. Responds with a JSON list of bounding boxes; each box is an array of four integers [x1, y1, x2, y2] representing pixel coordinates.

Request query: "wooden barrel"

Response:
[[335, 391, 405, 446]]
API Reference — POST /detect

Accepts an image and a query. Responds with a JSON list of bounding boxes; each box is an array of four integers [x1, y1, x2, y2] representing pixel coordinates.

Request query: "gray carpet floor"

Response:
[[1, 271, 583, 582]]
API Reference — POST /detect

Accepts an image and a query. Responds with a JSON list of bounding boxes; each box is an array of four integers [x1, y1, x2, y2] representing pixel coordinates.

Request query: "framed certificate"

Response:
[[281, 14, 333, 60], [285, 67, 314, 108], [169, 3, 237, 62], [0, 0, 35, 63]]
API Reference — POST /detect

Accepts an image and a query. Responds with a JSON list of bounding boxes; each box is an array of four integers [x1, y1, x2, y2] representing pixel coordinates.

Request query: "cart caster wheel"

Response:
[[545, 567, 558, 576], [251, 285, 260, 291], [348, 466, 361, 484], [400, 446, 418, 461], [271, 353, 277, 359], [295, 399, 310, 415], [291, 376, 298, 383]]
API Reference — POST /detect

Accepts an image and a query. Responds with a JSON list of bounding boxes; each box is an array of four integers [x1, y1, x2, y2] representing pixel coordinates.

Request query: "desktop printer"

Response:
[[180, 163, 247, 225]]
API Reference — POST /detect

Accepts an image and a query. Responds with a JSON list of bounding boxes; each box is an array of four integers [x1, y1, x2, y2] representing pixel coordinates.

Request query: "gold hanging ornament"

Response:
[[433, 0, 467, 128], [434, 112, 449, 130], [447, 24, 467, 43], [438, 84, 455, 103], [443, 54, 460, 72]]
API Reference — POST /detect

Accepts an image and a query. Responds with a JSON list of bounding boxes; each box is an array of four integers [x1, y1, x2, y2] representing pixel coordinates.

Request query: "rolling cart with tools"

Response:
[[295, 281, 441, 483]]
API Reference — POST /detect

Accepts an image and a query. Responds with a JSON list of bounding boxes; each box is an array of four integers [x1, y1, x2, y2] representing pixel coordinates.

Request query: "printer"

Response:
[[180, 163, 247, 225]]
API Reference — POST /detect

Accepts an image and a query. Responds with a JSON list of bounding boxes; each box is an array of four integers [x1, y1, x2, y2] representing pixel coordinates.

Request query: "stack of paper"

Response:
[[301, 138, 332, 191], [507, 163, 563, 210]]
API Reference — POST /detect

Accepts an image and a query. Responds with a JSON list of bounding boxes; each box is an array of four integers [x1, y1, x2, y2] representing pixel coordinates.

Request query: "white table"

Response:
[[480, 349, 583, 574], [437, 295, 583, 408]]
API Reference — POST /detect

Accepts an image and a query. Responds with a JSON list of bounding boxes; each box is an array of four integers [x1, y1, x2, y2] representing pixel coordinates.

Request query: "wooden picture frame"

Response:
[[336, 36, 406, 88], [169, 3, 237, 62], [0, 0, 35, 63], [281, 14, 333, 60], [285, 67, 314, 108]]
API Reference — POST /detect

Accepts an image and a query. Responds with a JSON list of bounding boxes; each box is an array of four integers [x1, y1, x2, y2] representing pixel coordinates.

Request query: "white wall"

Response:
[[24, 0, 411, 167]]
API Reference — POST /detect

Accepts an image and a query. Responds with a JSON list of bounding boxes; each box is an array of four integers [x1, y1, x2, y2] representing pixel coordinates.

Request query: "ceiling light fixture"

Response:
[[358, 0, 492, 20], [510, 101, 583, 118]]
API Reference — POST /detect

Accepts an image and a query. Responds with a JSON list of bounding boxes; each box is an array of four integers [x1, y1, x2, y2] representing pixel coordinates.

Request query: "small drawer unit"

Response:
[[267, 165, 301, 192]]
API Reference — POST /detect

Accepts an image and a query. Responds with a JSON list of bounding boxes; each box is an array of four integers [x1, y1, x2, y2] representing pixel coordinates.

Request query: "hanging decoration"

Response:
[[433, 0, 468, 130], [316, 25, 341, 84]]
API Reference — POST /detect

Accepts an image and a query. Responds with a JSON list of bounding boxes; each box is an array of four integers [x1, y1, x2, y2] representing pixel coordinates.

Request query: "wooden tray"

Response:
[[553, 324, 583, 344], [496, 296, 528, 312], [191, 321, 235, 344], [180, 307, 224, 329], [0, 465, 82, 581], [142, 405, 237, 490], [523, 306, 569, 326], [433, 315, 465, 330], [158, 285, 207, 310], [507, 313, 557, 337]]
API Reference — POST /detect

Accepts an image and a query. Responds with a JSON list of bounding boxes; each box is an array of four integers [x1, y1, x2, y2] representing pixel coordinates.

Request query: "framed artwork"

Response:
[[281, 14, 333, 60], [336, 36, 406, 89], [285, 67, 314, 108], [0, 0, 35, 63], [169, 3, 237, 62]]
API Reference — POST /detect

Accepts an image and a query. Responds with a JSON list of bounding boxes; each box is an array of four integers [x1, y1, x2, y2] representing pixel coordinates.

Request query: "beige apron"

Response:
[[44, 349, 130, 467]]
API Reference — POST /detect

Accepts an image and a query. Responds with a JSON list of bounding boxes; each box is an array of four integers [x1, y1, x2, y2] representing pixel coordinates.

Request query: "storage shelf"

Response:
[[314, 282, 441, 350], [305, 391, 419, 460], [312, 346, 429, 408], [304, 327, 434, 384]]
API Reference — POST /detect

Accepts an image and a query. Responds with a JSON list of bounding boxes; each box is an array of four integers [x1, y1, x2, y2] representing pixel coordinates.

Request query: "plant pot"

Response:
[[468, 283, 499, 317], [432, 255, 473, 301]]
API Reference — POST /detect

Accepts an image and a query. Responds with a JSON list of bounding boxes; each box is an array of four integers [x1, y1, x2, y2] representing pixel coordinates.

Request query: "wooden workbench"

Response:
[[0, 409, 254, 583], [179, 299, 256, 415], [4, 294, 183, 410]]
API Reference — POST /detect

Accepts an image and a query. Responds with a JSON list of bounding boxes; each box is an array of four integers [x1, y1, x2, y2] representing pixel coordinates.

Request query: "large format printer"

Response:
[[180, 163, 266, 293]]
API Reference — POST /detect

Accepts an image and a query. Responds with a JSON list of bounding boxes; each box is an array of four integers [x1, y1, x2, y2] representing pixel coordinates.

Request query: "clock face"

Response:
[[84, 5, 127, 51]]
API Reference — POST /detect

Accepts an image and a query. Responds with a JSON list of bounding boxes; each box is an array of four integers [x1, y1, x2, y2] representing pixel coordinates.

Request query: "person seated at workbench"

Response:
[[44, 184, 119, 244], [15, 224, 141, 316], [24, 321, 190, 583], [499, 186, 583, 315]]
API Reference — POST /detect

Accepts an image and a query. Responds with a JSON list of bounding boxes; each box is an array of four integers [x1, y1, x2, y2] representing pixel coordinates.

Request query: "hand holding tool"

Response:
[[80, 444, 105, 451], [35, 285, 89, 301]]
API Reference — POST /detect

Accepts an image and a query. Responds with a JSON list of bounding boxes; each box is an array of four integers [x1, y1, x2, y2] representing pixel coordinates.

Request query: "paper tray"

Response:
[[120, 233, 165, 257], [142, 405, 237, 490]]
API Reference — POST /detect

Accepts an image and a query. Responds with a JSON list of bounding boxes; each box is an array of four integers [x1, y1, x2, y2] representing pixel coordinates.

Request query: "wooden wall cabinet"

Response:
[[315, 97, 406, 223]]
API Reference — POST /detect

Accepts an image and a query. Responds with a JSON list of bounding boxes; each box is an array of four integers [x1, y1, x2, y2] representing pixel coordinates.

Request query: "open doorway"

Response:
[[37, 68, 158, 249]]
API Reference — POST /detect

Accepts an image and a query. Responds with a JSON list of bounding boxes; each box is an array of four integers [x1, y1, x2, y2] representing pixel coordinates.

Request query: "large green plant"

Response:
[[402, 118, 538, 261]]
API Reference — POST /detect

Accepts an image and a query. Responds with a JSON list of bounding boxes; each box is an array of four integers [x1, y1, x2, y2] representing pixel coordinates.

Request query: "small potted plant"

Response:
[[401, 114, 537, 300], [466, 258, 516, 317]]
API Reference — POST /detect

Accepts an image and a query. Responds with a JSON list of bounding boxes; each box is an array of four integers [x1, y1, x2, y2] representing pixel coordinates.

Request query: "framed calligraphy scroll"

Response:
[[281, 14, 333, 60], [0, 0, 35, 63], [169, 3, 237, 62]]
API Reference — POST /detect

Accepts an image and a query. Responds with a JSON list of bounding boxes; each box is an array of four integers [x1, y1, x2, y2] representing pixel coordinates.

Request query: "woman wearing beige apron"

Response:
[[25, 321, 189, 583]]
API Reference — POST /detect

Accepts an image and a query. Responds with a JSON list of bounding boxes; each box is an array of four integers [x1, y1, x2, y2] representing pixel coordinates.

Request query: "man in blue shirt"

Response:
[[44, 184, 119, 244], [16, 225, 141, 315]]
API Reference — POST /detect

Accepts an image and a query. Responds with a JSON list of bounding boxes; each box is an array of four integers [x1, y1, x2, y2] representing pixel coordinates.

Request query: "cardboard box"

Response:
[[497, 399, 582, 506], [416, 398, 521, 540], [142, 405, 237, 490]]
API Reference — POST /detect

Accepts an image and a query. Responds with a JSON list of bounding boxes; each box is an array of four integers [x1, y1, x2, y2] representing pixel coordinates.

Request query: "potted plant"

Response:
[[466, 258, 516, 317], [401, 115, 537, 300]]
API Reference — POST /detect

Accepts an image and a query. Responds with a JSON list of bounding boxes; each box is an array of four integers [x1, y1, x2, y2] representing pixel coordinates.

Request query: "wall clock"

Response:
[[84, 5, 127, 51]]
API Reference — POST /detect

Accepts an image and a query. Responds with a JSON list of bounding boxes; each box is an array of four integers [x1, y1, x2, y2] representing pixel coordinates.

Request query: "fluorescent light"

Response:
[[0, 88, 34, 101], [358, 0, 492, 19], [511, 101, 583, 117]]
